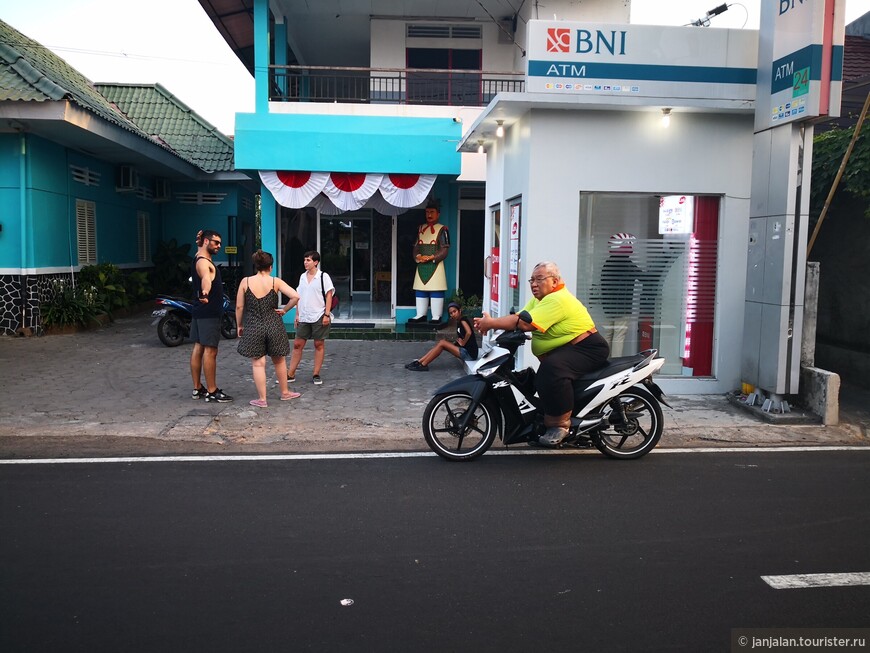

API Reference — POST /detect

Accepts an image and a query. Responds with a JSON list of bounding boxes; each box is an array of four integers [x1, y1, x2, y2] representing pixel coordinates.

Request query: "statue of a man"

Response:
[[409, 197, 450, 325]]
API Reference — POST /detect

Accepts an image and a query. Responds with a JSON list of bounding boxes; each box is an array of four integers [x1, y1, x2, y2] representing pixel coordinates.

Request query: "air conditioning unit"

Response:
[[115, 165, 139, 192], [497, 17, 516, 44], [153, 177, 171, 202]]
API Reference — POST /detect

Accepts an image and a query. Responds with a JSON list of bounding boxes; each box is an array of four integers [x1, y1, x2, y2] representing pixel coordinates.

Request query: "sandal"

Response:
[[249, 399, 268, 408], [281, 391, 301, 401]]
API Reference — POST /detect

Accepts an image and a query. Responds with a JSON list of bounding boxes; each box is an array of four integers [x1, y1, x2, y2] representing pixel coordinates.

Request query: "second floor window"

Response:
[[406, 48, 481, 105]]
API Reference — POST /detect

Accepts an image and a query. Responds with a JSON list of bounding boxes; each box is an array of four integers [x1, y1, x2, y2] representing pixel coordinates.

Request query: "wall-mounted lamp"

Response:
[[661, 107, 672, 128], [496, 120, 504, 138], [477, 139, 485, 154], [690, 3, 728, 27]]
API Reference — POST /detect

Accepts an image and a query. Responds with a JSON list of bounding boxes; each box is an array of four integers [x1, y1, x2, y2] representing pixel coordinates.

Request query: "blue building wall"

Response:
[[0, 132, 256, 272], [0, 132, 257, 334], [0, 133, 25, 270]]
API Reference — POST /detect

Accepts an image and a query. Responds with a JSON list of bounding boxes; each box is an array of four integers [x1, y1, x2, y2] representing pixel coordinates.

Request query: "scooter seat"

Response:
[[573, 354, 644, 385]]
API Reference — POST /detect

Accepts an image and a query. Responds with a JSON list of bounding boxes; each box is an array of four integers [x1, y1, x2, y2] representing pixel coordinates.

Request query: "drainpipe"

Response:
[[17, 133, 33, 336], [18, 133, 31, 335]]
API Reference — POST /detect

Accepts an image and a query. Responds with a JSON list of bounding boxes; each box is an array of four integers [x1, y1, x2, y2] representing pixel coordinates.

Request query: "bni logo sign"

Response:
[[547, 28, 571, 52]]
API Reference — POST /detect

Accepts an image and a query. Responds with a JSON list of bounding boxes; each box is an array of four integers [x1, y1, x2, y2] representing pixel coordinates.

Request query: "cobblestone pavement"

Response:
[[0, 313, 867, 457]]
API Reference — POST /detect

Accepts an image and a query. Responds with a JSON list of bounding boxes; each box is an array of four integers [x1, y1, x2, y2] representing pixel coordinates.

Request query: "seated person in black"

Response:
[[405, 302, 478, 371]]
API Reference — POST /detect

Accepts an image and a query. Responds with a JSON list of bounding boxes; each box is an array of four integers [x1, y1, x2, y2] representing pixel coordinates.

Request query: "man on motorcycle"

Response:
[[474, 261, 610, 446]]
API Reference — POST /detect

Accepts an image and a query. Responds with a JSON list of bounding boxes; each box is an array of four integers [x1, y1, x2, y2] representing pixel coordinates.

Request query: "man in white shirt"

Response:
[[286, 251, 334, 385]]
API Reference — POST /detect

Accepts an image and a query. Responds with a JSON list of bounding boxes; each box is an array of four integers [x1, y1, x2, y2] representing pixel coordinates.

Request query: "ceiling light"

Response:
[[496, 120, 504, 138], [661, 107, 672, 128]]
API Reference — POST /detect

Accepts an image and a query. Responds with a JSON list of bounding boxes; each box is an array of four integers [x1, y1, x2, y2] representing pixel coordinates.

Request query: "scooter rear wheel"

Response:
[[221, 313, 237, 339], [157, 314, 186, 347], [423, 392, 499, 461], [593, 387, 663, 459]]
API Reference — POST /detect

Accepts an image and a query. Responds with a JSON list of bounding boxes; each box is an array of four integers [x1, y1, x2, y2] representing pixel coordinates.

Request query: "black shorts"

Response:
[[191, 317, 221, 348]]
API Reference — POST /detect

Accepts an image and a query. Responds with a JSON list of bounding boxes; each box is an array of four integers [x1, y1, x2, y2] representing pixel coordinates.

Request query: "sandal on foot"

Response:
[[281, 391, 301, 401], [249, 399, 268, 408]]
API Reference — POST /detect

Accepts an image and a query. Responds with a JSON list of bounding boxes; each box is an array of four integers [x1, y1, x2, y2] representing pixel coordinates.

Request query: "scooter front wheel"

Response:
[[422, 392, 499, 461], [593, 387, 663, 459]]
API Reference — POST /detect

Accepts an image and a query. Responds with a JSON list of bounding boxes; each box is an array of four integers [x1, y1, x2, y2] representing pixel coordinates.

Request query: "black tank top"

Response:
[[458, 316, 478, 360], [191, 255, 223, 318]]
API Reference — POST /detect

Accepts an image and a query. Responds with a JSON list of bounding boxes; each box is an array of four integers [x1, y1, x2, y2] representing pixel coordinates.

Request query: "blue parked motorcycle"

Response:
[[152, 294, 236, 347]]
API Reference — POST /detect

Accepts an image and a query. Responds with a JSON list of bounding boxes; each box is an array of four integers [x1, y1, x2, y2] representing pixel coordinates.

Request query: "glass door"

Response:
[[320, 215, 373, 306], [351, 218, 372, 299]]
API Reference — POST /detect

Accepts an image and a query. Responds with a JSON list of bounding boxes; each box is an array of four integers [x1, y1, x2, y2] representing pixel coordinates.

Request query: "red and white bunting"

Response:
[[322, 172, 383, 211], [259, 170, 329, 208], [308, 192, 344, 216], [379, 174, 436, 208], [363, 192, 409, 216]]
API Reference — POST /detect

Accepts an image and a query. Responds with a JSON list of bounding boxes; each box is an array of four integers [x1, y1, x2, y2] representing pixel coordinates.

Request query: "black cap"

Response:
[[426, 196, 441, 211]]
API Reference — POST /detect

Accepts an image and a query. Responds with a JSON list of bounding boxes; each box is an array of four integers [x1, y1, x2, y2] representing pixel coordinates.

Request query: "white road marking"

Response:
[[0, 445, 866, 465], [762, 572, 870, 589]]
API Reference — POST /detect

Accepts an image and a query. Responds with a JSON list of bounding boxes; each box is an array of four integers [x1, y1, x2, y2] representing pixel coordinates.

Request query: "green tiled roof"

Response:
[[0, 19, 235, 174], [0, 18, 155, 142], [96, 83, 235, 173]]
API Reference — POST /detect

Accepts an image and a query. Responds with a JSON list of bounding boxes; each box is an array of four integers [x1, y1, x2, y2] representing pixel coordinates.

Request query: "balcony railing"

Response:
[[269, 65, 525, 106]]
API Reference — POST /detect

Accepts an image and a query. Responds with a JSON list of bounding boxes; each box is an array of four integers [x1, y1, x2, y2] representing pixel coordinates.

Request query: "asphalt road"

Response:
[[2, 450, 869, 652]]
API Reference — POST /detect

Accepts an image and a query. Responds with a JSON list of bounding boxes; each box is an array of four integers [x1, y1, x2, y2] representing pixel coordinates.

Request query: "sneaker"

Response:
[[538, 426, 569, 446], [249, 398, 267, 408], [205, 388, 234, 403], [313, 375, 323, 385], [405, 360, 429, 372], [281, 391, 301, 401], [288, 375, 296, 383], [191, 386, 207, 400]]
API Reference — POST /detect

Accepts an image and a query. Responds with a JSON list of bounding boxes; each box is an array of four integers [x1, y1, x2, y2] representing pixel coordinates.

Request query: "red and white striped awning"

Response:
[[260, 170, 436, 214]]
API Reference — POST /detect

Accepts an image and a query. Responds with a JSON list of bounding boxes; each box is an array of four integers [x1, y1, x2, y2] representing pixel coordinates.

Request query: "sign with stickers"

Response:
[[754, 0, 844, 131]]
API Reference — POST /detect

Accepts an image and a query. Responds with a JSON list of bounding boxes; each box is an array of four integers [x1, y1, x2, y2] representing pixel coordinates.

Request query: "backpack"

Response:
[[320, 272, 340, 315]]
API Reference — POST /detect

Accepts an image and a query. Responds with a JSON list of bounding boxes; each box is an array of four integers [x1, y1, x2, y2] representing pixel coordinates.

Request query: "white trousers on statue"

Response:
[[415, 296, 444, 321]]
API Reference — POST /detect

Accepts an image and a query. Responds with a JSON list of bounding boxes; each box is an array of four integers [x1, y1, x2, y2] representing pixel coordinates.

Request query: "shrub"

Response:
[[78, 263, 128, 313], [123, 270, 151, 304], [41, 278, 100, 328], [450, 288, 482, 318]]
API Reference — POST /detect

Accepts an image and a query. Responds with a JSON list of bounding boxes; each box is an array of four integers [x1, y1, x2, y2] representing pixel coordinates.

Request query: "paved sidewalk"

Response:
[[0, 313, 867, 458]]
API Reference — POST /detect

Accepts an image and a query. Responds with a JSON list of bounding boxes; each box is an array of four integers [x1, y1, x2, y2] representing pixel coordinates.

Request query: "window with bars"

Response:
[[76, 199, 96, 265], [137, 211, 151, 263]]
